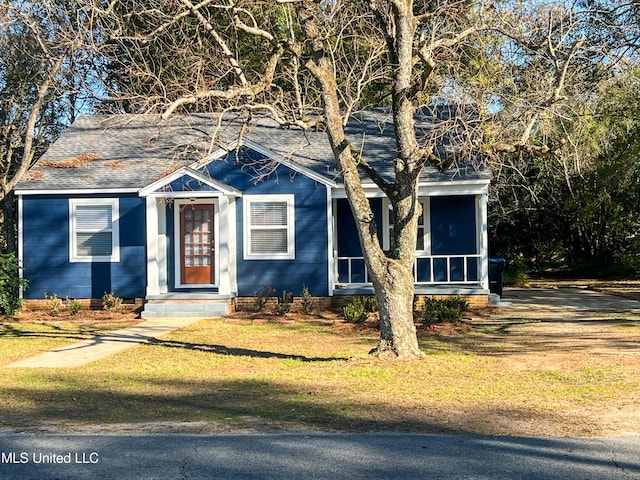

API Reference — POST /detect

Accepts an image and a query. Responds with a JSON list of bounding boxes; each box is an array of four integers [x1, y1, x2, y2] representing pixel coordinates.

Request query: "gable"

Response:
[[139, 166, 242, 198]]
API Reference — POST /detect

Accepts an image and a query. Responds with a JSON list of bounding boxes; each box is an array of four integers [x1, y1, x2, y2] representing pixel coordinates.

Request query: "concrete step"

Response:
[[488, 293, 513, 308], [141, 301, 229, 318]]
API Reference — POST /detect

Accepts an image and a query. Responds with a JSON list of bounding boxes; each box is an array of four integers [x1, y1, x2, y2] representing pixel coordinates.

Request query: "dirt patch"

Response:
[[2, 306, 140, 326]]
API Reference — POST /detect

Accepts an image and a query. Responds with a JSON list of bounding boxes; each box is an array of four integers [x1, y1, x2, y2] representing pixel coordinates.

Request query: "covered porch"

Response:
[[331, 186, 490, 296], [139, 167, 241, 317]]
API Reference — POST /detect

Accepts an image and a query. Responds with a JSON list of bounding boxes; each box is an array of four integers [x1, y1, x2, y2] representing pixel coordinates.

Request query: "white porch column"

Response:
[[216, 196, 235, 294], [327, 189, 335, 296], [157, 200, 168, 293], [145, 197, 161, 296], [478, 191, 489, 290]]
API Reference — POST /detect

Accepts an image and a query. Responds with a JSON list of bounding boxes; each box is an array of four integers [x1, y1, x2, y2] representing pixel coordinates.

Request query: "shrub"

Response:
[[273, 290, 293, 316], [418, 296, 469, 323], [362, 295, 378, 313], [253, 285, 276, 312], [300, 285, 315, 314], [0, 252, 27, 315], [503, 255, 529, 286], [343, 296, 371, 323], [66, 296, 81, 316], [420, 296, 441, 323], [45, 293, 63, 317], [102, 292, 123, 312]]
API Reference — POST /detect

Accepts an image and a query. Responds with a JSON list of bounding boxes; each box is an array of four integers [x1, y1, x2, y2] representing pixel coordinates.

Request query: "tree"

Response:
[[0, 1, 100, 250], [92, 0, 630, 358], [490, 64, 640, 273]]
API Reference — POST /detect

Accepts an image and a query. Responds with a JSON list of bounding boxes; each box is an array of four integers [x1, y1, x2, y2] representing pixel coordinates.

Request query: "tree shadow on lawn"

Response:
[[0, 323, 104, 341], [0, 323, 351, 363], [0, 376, 600, 437], [146, 337, 348, 362]]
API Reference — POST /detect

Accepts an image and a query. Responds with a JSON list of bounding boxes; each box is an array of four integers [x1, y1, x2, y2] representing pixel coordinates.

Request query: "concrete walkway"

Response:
[[6, 317, 205, 369]]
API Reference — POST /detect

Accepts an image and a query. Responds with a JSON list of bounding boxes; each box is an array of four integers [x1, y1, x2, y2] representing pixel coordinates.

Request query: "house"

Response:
[[14, 110, 492, 317]]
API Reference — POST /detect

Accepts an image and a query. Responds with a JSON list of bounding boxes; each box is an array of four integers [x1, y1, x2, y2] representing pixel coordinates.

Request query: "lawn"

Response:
[[1, 309, 639, 437]]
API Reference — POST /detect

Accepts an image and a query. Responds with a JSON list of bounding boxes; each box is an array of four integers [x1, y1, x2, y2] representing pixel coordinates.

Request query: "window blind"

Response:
[[248, 200, 290, 255], [75, 204, 113, 256]]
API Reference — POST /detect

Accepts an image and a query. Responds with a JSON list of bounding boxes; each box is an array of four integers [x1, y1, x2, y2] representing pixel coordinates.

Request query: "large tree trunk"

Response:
[[370, 260, 423, 358], [296, 0, 425, 359], [318, 75, 424, 359]]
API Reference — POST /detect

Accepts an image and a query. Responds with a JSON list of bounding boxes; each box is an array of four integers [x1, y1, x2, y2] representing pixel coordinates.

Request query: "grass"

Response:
[[0, 318, 140, 364], [1, 314, 639, 437]]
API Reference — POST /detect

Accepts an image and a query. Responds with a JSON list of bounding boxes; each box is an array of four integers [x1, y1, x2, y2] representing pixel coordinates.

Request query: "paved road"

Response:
[[1, 433, 639, 479]]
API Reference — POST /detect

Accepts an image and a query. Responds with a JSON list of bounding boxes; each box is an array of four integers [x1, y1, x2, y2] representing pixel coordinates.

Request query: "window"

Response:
[[383, 199, 427, 252], [430, 195, 476, 254], [69, 199, 120, 262], [244, 195, 294, 259]]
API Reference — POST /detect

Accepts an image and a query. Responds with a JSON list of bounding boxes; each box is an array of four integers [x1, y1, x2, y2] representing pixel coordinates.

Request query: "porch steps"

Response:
[[141, 294, 231, 318]]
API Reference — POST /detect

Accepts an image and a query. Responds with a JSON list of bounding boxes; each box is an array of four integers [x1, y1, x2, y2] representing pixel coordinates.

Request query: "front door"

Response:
[[180, 204, 214, 284]]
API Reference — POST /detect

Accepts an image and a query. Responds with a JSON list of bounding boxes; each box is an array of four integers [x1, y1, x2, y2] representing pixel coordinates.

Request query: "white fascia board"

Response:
[[139, 166, 242, 197], [144, 191, 227, 199], [418, 181, 490, 197], [14, 188, 139, 196], [331, 179, 490, 199]]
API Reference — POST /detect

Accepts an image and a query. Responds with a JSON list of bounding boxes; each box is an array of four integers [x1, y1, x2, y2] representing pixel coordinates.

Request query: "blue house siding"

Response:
[[203, 150, 330, 296], [22, 194, 146, 299], [234, 172, 330, 297], [335, 198, 384, 257]]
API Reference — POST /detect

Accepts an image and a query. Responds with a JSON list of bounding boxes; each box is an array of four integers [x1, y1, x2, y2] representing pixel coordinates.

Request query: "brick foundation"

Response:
[[23, 297, 143, 311], [233, 296, 333, 313], [23, 294, 486, 314], [234, 294, 487, 312]]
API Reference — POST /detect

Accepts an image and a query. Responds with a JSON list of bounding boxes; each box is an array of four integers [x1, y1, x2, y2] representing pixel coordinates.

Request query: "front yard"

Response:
[[1, 301, 639, 437]]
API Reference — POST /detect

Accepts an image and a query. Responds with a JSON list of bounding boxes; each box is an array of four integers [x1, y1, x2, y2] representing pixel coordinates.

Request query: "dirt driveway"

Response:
[[499, 287, 640, 315], [484, 286, 640, 357], [477, 287, 640, 435]]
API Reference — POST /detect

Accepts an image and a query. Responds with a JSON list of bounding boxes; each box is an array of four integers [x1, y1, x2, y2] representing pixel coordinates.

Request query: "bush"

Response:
[[343, 299, 368, 323], [503, 255, 529, 286], [254, 285, 276, 312], [0, 252, 27, 315], [102, 292, 123, 312], [420, 296, 441, 323], [273, 290, 293, 316], [45, 293, 63, 317], [362, 296, 378, 313], [300, 285, 315, 314], [343, 296, 377, 323], [418, 296, 469, 323], [66, 296, 81, 315]]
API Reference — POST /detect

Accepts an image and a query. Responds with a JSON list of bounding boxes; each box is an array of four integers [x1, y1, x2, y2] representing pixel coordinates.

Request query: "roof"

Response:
[[15, 110, 492, 193]]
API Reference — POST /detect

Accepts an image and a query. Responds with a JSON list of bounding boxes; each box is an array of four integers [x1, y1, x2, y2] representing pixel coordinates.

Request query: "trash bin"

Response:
[[488, 258, 506, 297]]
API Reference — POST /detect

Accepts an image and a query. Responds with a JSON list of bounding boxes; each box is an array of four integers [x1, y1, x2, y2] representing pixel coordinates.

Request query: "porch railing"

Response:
[[335, 254, 483, 285]]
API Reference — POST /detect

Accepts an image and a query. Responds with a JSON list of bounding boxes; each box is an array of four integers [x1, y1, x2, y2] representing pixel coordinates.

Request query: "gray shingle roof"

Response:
[[16, 111, 491, 192]]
